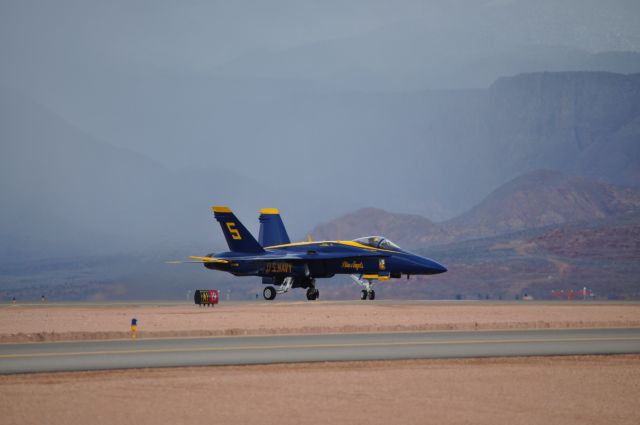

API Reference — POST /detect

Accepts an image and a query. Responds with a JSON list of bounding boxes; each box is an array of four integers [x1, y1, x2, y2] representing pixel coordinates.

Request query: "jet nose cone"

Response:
[[430, 260, 447, 274], [417, 257, 447, 274]]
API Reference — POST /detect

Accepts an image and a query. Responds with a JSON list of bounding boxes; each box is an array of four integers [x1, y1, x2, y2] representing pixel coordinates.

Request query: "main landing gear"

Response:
[[351, 275, 376, 301], [306, 287, 319, 301], [263, 277, 319, 301], [263, 286, 277, 301]]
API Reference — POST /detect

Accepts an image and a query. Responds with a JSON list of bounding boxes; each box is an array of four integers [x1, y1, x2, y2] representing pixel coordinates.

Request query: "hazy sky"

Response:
[[2, 1, 639, 87]]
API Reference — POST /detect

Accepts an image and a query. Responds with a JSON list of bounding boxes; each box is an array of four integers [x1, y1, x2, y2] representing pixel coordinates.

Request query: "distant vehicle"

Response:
[[172, 206, 446, 301]]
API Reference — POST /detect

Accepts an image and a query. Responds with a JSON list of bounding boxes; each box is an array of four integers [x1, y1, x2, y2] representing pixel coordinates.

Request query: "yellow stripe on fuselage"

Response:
[[265, 240, 399, 253]]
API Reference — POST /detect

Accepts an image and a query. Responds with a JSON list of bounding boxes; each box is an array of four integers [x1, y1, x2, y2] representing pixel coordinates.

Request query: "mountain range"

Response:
[[311, 169, 640, 247], [413, 211, 640, 300], [3, 71, 639, 232], [310, 169, 640, 299], [0, 86, 279, 258], [2, 70, 640, 300]]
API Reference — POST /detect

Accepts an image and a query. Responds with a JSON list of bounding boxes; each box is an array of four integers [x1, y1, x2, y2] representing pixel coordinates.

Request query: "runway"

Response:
[[1, 328, 639, 374]]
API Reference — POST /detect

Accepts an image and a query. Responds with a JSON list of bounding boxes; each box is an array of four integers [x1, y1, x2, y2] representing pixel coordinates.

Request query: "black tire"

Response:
[[306, 288, 319, 301], [368, 290, 376, 300], [263, 286, 276, 301], [360, 290, 368, 300]]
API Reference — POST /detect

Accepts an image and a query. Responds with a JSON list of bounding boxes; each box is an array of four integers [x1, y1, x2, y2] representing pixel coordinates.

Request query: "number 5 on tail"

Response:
[[226, 222, 242, 240]]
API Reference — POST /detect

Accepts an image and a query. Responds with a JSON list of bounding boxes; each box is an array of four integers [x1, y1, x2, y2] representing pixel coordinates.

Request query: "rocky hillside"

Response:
[[309, 170, 640, 248], [405, 212, 640, 300], [310, 208, 451, 247], [306, 169, 640, 299], [442, 169, 640, 240]]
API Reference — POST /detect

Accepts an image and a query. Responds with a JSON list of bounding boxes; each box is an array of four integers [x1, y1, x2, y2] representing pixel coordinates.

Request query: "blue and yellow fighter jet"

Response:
[[181, 206, 446, 301]]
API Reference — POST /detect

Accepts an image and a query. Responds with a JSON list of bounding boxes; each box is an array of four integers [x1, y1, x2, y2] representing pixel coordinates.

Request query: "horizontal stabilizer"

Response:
[[166, 256, 229, 264], [188, 256, 229, 263]]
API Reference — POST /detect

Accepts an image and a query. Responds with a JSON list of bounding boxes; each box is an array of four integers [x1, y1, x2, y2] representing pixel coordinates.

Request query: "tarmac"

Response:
[[2, 327, 639, 374]]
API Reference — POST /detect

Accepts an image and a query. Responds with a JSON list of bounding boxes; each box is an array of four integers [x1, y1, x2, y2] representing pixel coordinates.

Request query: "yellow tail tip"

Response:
[[260, 208, 280, 215], [212, 206, 232, 213]]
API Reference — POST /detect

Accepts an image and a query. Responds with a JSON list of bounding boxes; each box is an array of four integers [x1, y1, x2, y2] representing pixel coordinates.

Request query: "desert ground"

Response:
[[0, 355, 638, 425], [2, 301, 640, 424], [1, 300, 639, 343]]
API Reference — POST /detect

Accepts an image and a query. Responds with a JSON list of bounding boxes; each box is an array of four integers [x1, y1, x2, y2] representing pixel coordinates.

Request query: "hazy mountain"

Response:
[[311, 207, 450, 247], [309, 170, 640, 248], [0, 87, 172, 256], [209, 0, 640, 90], [0, 87, 269, 258], [4, 1, 640, 95], [3, 1, 640, 225], [443, 170, 640, 240], [9, 70, 635, 229], [483, 72, 640, 187], [216, 37, 640, 91]]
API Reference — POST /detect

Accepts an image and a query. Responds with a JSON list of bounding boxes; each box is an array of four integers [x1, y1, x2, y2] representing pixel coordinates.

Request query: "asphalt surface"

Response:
[[1, 328, 639, 374]]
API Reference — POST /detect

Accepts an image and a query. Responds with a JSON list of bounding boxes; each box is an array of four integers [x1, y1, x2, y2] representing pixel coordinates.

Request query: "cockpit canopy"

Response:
[[353, 236, 402, 251]]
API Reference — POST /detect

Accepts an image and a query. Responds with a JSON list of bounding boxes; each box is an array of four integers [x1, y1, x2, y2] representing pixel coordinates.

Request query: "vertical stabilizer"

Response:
[[212, 206, 264, 253], [258, 208, 291, 247]]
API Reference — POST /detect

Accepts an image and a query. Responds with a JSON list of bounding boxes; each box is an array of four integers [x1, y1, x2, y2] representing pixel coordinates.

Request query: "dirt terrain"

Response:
[[1, 355, 639, 425], [1, 301, 640, 343], [2, 302, 639, 424]]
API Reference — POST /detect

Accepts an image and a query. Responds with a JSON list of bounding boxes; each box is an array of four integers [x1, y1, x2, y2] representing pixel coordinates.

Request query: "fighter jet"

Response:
[[176, 206, 447, 301]]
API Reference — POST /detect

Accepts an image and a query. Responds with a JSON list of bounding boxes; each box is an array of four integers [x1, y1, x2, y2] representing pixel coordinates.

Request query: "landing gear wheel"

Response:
[[368, 290, 376, 300], [306, 288, 319, 301], [263, 286, 277, 301], [360, 290, 368, 300]]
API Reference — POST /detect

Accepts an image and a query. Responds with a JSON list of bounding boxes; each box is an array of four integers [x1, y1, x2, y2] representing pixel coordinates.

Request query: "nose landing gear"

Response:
[[352, 275, 377, 301], [360, 289, 375, 300]]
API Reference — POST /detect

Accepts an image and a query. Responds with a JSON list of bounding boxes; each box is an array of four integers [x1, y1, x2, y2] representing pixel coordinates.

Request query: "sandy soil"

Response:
[[1, 355, 638, 425], [2, 301, 640, 343]]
